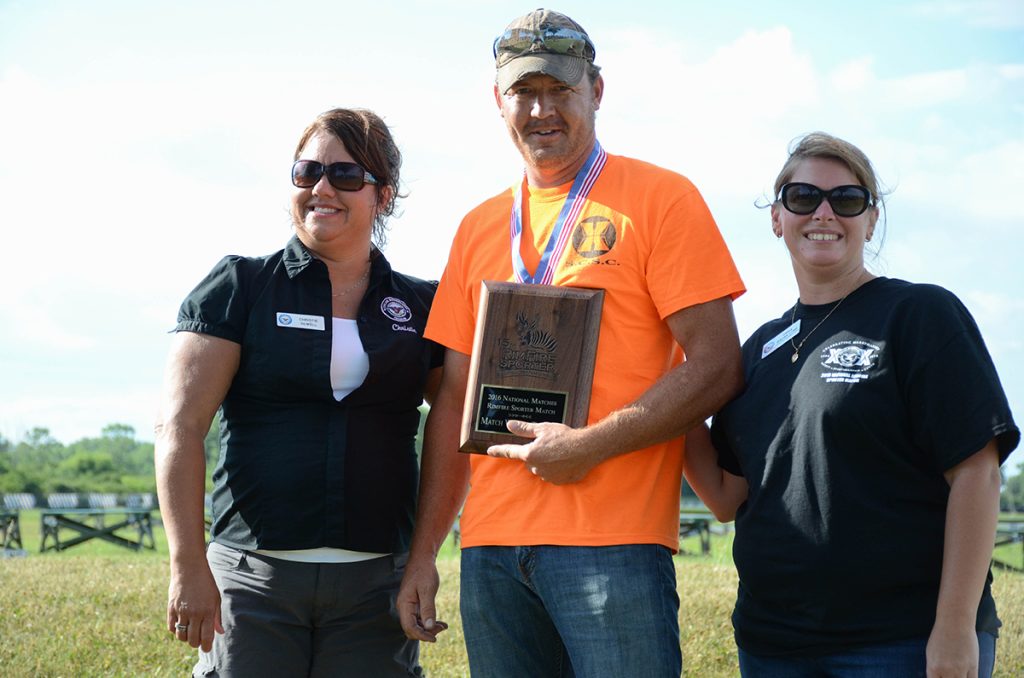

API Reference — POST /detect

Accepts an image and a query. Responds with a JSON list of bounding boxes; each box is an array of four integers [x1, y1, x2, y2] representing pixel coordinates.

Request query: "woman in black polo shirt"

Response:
[[155, 108, 445, 677], [683, 132, 1018, 677]]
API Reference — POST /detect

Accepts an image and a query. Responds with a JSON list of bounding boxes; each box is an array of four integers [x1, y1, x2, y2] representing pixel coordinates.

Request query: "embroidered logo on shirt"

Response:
[[381, 297, 412, 322], [818, 339, 881, 383]]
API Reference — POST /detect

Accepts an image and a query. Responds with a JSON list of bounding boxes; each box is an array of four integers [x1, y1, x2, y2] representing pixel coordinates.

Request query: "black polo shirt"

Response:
[[176, 236, 444, 553]]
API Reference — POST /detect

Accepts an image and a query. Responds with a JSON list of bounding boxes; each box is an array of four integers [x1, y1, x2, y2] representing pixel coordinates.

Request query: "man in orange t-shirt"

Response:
[[398, 9, 745, 677]]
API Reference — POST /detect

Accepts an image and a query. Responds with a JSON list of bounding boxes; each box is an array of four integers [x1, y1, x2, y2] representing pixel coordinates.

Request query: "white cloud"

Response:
[[0, 295, 96, 351], [829, 57, 875, 94], [592, 26, 818, 202], [879, 69, 969, 109], [997, 64, 1024, 79], [826, 58, 978, 111], [897, 140, 1024, 224], [908, 0, 1024, 29], [963, 291, 1024, 338], [0, 388, 162, 445]]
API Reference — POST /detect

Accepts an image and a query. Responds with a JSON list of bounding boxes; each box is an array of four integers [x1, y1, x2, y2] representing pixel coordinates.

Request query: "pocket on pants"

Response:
[[206, 541, 245, 571]]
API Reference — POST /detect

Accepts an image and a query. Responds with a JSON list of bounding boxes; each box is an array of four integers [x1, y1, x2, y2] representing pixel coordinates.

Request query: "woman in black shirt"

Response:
[[684, 132, 1018, 677], [155, 108, 444, 676]]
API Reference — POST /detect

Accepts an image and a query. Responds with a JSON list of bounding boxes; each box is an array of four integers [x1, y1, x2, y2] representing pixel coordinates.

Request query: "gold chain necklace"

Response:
[[331, 264, 370, 298], [790, 294, 848, 363]]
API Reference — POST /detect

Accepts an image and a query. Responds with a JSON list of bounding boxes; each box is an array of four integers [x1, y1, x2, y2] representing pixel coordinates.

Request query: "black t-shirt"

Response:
[[176, 236, 444, 553], [712, 277, 1019, 657]]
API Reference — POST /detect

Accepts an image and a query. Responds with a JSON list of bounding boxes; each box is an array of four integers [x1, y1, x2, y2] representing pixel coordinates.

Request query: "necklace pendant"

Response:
[[791, 351, 799, 363]]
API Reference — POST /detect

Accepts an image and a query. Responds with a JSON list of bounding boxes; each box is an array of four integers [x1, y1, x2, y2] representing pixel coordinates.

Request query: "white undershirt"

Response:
[[256, 317, 383, 564], [329, 318, 370, 401]]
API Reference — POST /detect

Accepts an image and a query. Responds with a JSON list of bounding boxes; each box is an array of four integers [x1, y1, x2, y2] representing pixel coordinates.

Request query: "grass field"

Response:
[[1, 512, 1022, 677]]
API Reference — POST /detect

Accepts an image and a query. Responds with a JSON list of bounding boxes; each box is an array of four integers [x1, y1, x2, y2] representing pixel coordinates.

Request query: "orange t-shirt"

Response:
[[427, 153, 745, 550]]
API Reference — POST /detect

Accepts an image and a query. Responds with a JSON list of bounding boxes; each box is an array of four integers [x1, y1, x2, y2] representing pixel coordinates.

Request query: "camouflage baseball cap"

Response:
[[493, 9, 597, 93]]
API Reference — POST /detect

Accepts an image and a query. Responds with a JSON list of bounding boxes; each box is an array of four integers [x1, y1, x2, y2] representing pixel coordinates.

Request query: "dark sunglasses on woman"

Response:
[[291, 160, 378, 192], [779, 183, 872, 217]]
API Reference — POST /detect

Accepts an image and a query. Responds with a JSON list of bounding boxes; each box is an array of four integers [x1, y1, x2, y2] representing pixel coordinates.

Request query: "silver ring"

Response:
[[175, 623, 189, 632]]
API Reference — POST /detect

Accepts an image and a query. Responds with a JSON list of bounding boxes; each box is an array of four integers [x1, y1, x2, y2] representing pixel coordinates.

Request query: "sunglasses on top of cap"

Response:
[[291, 160, 378, 192], [779, 183, 873, 218], [493, 26, 596, 63]]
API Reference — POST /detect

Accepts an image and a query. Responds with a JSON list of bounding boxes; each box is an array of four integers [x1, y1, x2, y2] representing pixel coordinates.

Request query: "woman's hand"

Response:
[[681, 423, 747, 522], [166, 559, 224, 652], [926, 620, 978, 678]]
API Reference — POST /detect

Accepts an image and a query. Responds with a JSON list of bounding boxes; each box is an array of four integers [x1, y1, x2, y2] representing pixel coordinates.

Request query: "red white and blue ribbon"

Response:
[[509, 141, 607, 285]]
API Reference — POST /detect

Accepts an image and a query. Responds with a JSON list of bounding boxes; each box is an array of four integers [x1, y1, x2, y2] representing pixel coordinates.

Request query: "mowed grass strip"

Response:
[[0, 556, 192, 677], [1, 526, 1021, 677]]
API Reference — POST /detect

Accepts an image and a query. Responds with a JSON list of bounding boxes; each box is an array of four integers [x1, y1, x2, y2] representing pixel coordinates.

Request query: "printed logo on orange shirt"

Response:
[[571, 216, 617, 258]]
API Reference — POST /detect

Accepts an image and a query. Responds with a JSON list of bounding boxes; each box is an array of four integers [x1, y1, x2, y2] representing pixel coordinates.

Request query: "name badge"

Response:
[[762, 320, 800, 359], [276, 312, 325, 331]]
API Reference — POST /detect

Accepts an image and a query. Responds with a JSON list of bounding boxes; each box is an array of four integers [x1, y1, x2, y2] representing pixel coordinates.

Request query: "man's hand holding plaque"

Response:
[[459, 281, 603, 455], [487, 420, 603, 485]]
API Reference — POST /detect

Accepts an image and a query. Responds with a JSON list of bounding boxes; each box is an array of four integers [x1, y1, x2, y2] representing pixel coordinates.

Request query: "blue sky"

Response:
[[1, 0, 1022, 472]]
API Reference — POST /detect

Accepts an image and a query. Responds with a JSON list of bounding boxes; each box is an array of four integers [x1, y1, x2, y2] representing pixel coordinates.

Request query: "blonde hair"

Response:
[[774, 132, 888, 251], [774, 131, 883, 206]]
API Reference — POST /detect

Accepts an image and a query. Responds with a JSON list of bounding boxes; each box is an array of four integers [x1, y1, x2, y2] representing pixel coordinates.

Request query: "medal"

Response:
[[509, 142, 607, 285]]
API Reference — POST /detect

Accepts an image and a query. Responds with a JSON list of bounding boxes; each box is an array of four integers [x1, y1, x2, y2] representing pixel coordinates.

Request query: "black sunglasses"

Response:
[[493, 26, 596, 65], [779, 183, 872, 217], [291, 160, 378, 192]]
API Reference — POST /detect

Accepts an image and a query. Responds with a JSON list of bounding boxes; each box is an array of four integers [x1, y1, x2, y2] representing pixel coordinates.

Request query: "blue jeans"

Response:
[[737, 632, 997, 678], [460, 544, 681, 678]]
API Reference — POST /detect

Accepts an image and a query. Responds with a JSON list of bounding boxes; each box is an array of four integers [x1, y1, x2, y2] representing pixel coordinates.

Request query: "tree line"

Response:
[[0, 422, 219, 497], [1, 422, 1022, 512]]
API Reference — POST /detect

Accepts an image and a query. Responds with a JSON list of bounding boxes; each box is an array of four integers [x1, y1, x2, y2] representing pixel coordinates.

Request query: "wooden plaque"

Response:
[[459, 281, 604, 454]]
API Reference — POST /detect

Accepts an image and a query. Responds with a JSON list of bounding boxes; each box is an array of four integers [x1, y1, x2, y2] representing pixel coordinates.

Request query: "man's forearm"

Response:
[[579, 347, 742, 464]]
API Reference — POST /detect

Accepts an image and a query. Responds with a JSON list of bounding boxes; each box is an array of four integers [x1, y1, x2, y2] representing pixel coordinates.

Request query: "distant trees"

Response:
[[0, 425, 155, 495], [0, 422, 221, 496], [1003, 463, 1024, 513]]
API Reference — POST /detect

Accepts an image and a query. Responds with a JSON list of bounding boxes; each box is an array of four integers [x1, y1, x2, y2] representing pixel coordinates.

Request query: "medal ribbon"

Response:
[[509, 141, 607, 285]]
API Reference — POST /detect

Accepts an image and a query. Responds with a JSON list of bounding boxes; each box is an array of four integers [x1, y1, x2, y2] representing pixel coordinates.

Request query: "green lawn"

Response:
[[1, 514, 1021, 677]]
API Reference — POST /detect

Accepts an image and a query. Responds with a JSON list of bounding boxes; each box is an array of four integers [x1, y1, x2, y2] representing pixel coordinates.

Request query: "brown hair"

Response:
[[294, 108, 403, 247]]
